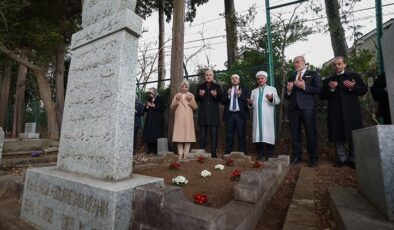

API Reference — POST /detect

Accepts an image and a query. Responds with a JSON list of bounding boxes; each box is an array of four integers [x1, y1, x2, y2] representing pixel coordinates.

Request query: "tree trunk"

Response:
[[0, 58, 12, 129], [157, 0, 166, 90], [0, 42, 59, 140], [12, 47, 28, 137], [224, 0, 238, 69], [324, 0, 349, 57], [55, 39, 65, 132], [168, 0, 185, 143], [34, 69, 59, 140]]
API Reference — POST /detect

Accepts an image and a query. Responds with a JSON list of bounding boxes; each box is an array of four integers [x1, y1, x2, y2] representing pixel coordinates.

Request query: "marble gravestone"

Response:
[[20, 1, 163, 229], [352, 24, 394, 221], [20, 122, 40, 139]]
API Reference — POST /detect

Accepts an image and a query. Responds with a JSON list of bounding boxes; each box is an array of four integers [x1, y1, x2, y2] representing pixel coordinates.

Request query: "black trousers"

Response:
[[199, 125, 218, 155], [256, 142, 274, 160], [288, 107, 318, 162], [225, 112, 246, 154]]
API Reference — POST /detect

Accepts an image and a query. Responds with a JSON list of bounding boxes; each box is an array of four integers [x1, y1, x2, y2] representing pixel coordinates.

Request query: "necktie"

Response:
[[232, 87, 237, 110], [297, 72, 302, 81]]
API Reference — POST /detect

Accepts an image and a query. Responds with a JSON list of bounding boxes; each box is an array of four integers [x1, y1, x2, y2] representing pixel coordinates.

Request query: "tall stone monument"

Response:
[[20, 1, 162, 229], [352, 24, 394, 221]]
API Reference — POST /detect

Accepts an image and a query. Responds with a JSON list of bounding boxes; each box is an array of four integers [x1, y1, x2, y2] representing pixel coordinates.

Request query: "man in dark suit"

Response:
[[221, 74, 250, 155], [285, 56, 321, 167], [195, 69, 222, 158], [320, 56, 368, 168]]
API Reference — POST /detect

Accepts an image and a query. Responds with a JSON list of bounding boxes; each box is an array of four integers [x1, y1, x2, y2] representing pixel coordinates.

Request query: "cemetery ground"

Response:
[[0, 135, 357, 229], [132, 134, 357, 229]]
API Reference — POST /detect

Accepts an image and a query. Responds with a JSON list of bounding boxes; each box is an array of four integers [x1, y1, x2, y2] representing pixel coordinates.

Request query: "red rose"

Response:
[[230, 170, 241, 181]]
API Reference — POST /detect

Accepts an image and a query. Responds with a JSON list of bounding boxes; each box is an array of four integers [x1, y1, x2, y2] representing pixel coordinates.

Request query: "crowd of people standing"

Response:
[[134, 55, 390, 169]]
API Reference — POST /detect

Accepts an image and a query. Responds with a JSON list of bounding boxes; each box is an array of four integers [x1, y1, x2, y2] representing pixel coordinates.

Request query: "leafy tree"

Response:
[[0, 0, 81, 139]]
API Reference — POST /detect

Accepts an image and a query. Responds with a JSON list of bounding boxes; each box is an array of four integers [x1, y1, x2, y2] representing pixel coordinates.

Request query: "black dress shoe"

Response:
[[308, 161, 318, 168], [347, 161, 355, 169], [291, 157, 302, 165], [334, 161, 345, 167], [211, 153, 217, 158]]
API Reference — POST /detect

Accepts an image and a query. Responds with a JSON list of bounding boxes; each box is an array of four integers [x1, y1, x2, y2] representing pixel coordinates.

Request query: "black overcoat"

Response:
[[142, 95, 166, 143], [320, 71, 368, 142], [195, 82, 222, 126]]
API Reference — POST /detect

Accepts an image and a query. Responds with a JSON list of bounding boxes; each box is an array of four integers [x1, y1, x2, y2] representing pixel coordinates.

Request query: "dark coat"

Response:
[[221, 85, 251, 121], [142, 96, 166, 143], [285, 70, 321, 111], [320, 71, 368, 142], [195, 82, 222, 126], [370, 74, 391, 124], [134, 100, 145, 128]]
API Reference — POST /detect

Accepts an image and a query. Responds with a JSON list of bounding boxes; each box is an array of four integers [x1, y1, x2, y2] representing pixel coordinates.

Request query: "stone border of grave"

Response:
[[132, 152, 290, 230]]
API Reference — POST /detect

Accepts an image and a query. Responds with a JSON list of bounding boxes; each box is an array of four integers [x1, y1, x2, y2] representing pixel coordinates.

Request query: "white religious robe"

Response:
[[250, 85, 280, 144]]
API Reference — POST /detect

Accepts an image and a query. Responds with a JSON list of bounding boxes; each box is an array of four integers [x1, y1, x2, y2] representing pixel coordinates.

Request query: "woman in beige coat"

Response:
[[171, 80, 198, 160]]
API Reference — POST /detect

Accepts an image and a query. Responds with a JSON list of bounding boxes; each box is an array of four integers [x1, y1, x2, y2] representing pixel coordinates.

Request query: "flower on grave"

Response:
[[169, 162, 181, 170], [200, 169, 211, 177], [193, 193, 208, 205], [197, 155, 206, 163], [253, 161, 262, 168], [230, 170, 241, 181], [225, 158, 234, 166], [31, 151, 40, 157], [172, 176, 188, 186], [214, 164, 225, 171]]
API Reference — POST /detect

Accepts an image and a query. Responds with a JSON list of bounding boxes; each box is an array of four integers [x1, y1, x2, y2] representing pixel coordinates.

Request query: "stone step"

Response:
[[1, 155, 58, 168], [2, 139, 58, 153], [2, 150, 45, 157], [0, 199, 38, 230], [282, 167, 319, 230]]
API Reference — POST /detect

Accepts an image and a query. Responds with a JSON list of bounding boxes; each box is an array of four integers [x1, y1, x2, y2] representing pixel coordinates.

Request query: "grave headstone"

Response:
[[0, 127, 4, 164], [157, 138, 168, 155], [20, 1, 162, 229], [352, 23, 394, 221], [19, 122, 39, 139]]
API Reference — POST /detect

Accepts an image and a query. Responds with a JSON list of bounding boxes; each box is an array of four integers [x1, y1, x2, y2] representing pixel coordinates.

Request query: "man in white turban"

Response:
[[248, 71, 280, 161]]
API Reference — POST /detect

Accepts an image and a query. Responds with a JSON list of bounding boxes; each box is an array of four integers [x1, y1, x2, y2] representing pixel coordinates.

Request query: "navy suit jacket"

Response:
[[285, 70, 321, 111], [221, 85, 251, 121]]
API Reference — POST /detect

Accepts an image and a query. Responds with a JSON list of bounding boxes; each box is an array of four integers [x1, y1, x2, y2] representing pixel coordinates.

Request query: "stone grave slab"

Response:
[[353, 125, 394, 220], [21, 0, 163, 229], [21, 167, 162, 229]]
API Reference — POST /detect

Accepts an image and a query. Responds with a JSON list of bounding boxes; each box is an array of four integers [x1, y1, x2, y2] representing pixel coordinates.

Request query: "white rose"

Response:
[[172, 175, 188, 185], [200, 170, 212, 177], [214, 164, 225, 171]]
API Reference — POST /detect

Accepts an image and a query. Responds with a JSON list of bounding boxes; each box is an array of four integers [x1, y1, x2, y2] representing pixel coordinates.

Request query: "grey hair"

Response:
[[148, 87, 158, 96], [180, 80, 190, 88], [294, 56, 306, 63]]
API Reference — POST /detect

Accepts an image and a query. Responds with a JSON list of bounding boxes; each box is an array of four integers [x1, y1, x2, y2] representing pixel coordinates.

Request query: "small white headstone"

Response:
[[24, 122, 37, 134], [20, 122, 39, 139], [157, 138, 168, 155]]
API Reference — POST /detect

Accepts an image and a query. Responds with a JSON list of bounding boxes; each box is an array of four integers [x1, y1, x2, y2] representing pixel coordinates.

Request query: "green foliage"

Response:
[[136, 0, 209, 23], [319, 49, 375, 78], [235, 6, 315, 83]]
